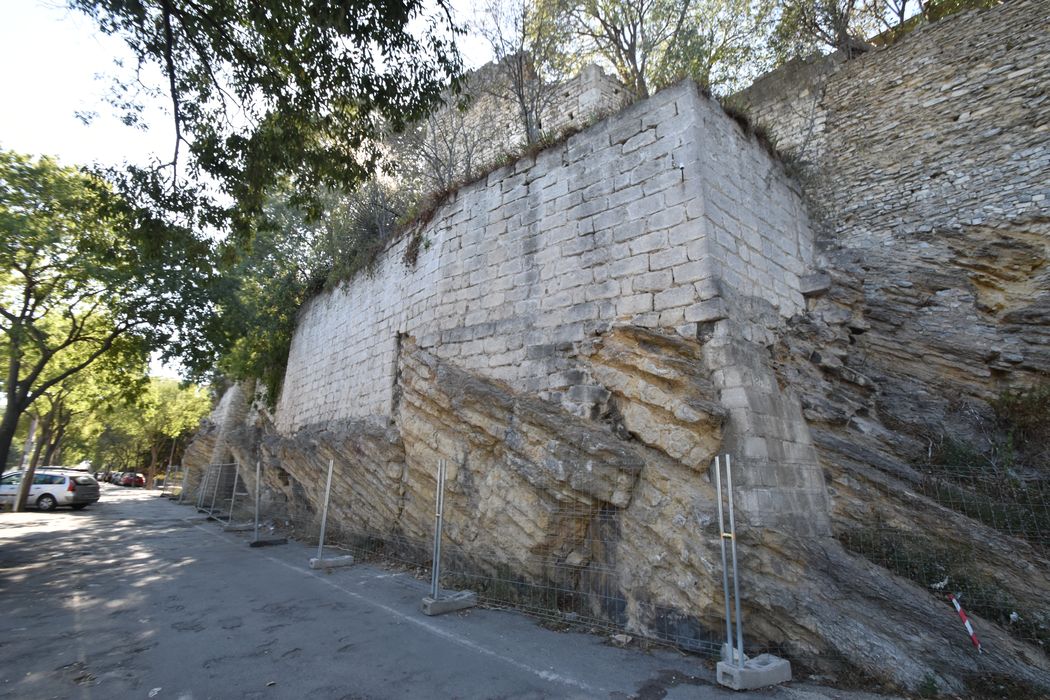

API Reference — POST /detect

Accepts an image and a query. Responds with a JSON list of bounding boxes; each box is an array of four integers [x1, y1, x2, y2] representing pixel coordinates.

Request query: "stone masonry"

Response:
[[188, 6, 1050, 690], [276, 80, 829, 535], [734, 0, 1050, 252]]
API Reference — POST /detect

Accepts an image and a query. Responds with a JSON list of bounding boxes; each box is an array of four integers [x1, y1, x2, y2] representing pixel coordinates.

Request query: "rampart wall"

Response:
[[735, 0, 1050, 249], [276, 82, 815, 433]]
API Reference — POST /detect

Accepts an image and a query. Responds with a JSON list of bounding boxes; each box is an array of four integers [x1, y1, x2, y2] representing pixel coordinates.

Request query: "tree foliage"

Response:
[[544, 0, 776, 97], [217, 182, 408, 404], [0, 149, 217, 472], [56, 376, 212, 480], [550, 0, 695, 98], [474, 0, 580, 144], [69, 0, 464, 240], [772, 0, 874, 59]]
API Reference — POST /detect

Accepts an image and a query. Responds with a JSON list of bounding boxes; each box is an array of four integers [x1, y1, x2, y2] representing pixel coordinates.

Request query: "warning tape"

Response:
[[948, 593, 983, 653]]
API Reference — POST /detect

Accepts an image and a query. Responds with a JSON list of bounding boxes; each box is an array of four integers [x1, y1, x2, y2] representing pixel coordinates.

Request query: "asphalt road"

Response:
[[0, 485, 892, 700]]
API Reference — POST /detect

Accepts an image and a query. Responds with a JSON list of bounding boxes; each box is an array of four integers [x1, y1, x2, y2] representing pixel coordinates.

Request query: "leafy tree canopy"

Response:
[[0, 149, 217, 471], [69, 0, 464, 241], [217, 181, 405, 404]]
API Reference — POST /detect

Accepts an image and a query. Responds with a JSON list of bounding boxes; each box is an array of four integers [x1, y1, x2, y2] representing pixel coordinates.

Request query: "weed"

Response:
[[918, 673, 939, 698]]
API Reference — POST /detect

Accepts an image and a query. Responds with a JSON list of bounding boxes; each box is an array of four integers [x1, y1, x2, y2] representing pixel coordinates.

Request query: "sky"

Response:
[[0, 1, 493, 171], [0, 0, 493, 379]]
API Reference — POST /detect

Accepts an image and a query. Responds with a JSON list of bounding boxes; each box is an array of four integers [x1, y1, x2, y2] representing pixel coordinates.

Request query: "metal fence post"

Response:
[[713, 454, 792, 690], [725, 454, 745, 668], [421, 458, 475, 615], [253, 460, 261, 541], [250, 459, 287, 548], [178, 466, 189, 503], [208, 463, 223, 515], [316, 458, 335, 561], [308, 459, 352, 569], [715, 456, 734, 661], [430, 458, 446, 600], [227, 462, 241, 523], [196, 465, 211, 510]]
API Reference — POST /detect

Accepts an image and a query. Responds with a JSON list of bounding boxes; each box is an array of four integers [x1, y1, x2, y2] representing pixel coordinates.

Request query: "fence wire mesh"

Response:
[[439, 503, 644, 637], [179, 453, 1049, 680], [159, 465, 186, 499], [838, 465, 1049, 651], [216, 458, 723, 654]]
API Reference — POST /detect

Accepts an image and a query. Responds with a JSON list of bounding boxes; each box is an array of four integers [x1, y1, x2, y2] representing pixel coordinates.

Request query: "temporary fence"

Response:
[[178, 452, 1048, 688], [159, 465, 186, 499], [192, 463, 244, 521], [838, 465, 1049, 651], [229, 455, 736, 656]]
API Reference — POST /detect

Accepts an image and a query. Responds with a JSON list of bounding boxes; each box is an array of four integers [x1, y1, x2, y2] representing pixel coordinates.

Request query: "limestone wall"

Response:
[[276, 82, 815, 433], [735, 0, 1050, 248]]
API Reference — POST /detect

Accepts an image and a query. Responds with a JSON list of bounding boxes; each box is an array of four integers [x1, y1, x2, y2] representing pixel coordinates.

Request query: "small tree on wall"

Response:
[[474, 0, 579, 145], [773, 0, 875, 60]]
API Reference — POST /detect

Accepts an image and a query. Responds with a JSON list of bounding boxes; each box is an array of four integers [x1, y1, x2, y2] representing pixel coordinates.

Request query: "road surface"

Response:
[[0, 485, 893, 699]]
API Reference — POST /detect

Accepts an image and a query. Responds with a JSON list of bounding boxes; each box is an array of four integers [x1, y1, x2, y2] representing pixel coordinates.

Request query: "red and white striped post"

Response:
[[948, 593, 983, 653]]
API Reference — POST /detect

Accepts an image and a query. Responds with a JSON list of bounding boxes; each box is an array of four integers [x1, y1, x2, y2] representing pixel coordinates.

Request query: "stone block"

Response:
[[628, 230, 668, 256], [649, 246, 688, 271], [684, 298, 728, 323], [800, 270, 832, 296], [309, 554, 355, 571], [617, 293, 653, 316], [654, 285, 696, 311], [421, 590, 478, 616], [671, 261, 708, 284], [631, 270, 673, 293], [718, 654, 789, 692]]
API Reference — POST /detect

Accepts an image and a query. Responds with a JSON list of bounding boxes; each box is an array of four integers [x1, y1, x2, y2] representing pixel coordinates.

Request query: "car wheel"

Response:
[[36, 494, 57, 512], [71, 504, 88, 511]]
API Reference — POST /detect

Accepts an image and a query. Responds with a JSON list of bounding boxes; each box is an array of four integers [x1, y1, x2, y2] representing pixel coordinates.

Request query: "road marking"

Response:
[[189, 520, 602, 695]]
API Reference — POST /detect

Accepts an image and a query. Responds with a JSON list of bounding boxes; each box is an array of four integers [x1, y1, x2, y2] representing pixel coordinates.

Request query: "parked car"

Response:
[[0, 469, 101, 511], [120, 472, 145, 488]]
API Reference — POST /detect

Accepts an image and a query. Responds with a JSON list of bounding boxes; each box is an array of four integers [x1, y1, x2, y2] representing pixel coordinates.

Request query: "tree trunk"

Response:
[[42, 422, 65, 466], [147, 443, 161, 489], [0, 401, 26, 476], [11, 414, 38, 513], [29, 413, 52, 470]]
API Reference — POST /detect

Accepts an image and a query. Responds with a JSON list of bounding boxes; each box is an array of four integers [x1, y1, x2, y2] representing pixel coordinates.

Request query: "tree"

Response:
[[772, 0, 875, 60], [650, 0, 776, 94], [216, 182, 410, 404], [138, 378, 212, 487], [391, 88, 506, 195], [0, 150, 217, 481], [69, 0, 464, 241], [552, 0, 696, 98], [26, 346, 150, 470], [474, 0, 579, 144]]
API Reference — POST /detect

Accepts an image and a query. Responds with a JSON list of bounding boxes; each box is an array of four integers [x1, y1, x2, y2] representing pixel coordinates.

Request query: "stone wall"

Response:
[[735, 0, 1050, 250], [275, 80, 829, 534], [277, 82, 814, 431], [191, 4, 1050, 690]]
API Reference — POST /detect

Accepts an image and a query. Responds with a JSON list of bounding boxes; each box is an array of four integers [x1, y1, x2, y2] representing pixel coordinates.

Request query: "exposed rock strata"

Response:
[[206, 332, 1049, 693]]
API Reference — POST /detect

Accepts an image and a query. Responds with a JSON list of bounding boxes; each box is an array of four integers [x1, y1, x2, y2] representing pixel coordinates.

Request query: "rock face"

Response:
[[215, 335, 1050, 693], [188, 1, 1050, 693]]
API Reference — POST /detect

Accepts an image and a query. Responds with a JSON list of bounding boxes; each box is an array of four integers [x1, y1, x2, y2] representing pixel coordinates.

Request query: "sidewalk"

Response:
[[0, 486, 898, 699]]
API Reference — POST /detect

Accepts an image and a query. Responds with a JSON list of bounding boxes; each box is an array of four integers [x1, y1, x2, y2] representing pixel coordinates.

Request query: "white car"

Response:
[[0, 469, 101, 511]]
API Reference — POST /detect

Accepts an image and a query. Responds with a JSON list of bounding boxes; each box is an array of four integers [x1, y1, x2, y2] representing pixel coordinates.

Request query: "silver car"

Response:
[[0, 469, 101, 511]]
